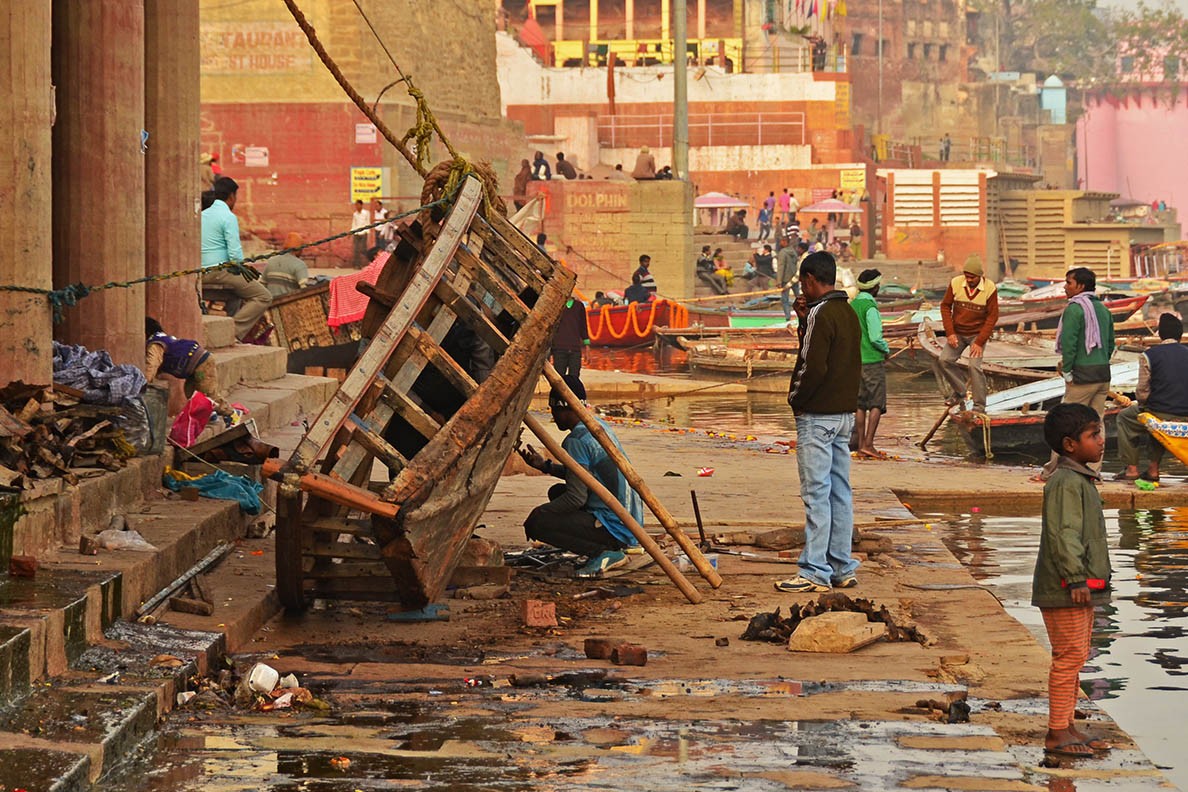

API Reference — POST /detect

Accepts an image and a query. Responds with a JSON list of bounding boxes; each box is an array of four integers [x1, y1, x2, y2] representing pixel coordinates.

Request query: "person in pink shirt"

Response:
[[778, 188, 792, 225]]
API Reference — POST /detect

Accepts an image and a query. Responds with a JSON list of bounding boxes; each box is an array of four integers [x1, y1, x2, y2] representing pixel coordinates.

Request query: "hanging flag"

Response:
[[809, 0, 818, 17], [837, 0, 847, 16]]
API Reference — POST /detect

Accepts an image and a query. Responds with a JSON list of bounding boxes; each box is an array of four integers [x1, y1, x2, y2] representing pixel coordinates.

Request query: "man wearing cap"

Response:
[[518, 375, 644, 578], [1115, 313, 1188, 483], [933, 255, 999, 413], [851, 269, 891, 459]]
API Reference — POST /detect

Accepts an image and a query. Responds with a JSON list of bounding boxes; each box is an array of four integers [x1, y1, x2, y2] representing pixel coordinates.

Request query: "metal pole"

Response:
[[673, 0, 689, 179], [877, 0, 883, 136]]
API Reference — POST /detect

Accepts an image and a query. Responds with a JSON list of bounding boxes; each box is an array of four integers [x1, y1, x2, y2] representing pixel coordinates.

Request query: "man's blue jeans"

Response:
[[795, 412, 859, 586]]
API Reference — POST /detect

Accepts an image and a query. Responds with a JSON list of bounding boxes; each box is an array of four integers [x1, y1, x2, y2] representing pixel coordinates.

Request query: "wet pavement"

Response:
[[936, 507, 1188, 790]]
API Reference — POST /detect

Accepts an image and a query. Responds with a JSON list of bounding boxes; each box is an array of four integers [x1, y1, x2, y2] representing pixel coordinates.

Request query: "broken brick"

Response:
[[610, 644, 648, 666], [521, 599, 557, 628], [79, 535, 99, 556], [8, 555, 38, 578], [584, 637, 618, 660]]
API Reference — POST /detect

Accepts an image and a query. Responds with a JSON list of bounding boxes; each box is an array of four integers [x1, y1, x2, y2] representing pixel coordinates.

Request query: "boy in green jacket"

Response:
[[1034, 403, 1112, 759]]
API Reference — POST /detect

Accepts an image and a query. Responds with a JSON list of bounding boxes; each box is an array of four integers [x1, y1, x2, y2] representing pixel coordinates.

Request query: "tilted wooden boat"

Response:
[[587, 298, 689, 346], [678, 336, 797, 392], [915, 322, 1055, 392], [266, 178, 576, 610]]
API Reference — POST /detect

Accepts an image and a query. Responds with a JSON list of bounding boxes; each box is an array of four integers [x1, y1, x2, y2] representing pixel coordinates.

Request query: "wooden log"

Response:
[[168, 596, 214, 616], [542, 363, 723, 589], [523, 413, 702, 604], [263, 458, 399, 519]]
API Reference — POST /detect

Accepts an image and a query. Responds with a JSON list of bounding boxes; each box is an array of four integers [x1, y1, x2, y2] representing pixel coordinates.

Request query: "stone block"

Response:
[[521, 599, 557, 628], [456, 537, 504, 568], [787, 611, 885, 653], [610, 643, 648, 666]]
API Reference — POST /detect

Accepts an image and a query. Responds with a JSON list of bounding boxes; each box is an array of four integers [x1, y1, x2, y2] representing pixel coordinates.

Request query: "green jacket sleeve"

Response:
[[1043, 480, 1088, 585], [865, 305, 890, 355], [1059, 302, 1084, 375]]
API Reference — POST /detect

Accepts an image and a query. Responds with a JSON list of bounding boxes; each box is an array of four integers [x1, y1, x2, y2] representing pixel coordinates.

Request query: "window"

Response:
[[1120, 55, 1135, 73], [923, 43, 934, 60], [939, 44, 948, 62], [908, 42, 918, 59], [852, 33, 863, 56]]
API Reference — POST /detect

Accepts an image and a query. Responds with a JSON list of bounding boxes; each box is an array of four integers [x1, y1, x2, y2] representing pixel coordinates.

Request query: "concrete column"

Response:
[[0, 1, 54, 385], [145, 0, 202, 343], [697, 0, 706, 40], [52, 0, 146, 365], [589, 0, 597, 42], [662, 0, 670, 43], [626, 0, 634, 39]]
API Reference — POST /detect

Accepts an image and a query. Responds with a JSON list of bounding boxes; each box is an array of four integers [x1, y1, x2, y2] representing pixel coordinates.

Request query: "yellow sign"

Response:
[[350, 167, 383, 202], [840, 169, 865, 194]]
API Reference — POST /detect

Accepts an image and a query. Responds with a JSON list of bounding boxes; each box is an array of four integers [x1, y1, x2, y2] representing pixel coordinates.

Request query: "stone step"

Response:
[[226, 373, 339, 436], [201, 315, 236, 351], [208, 343, 288, 390]]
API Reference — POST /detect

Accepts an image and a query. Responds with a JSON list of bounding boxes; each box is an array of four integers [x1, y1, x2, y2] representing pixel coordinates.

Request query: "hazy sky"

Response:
[[1100, 0, 1188, 13]]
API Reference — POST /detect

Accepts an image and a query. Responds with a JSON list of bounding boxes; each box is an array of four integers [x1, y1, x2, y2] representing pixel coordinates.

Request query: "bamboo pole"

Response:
[[543, 363, 723, 588], [523, 414, 703, 604]]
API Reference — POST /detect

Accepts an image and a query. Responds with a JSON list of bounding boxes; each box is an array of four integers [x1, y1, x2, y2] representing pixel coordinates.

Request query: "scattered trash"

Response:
[[278, 673, 299, 689], [96, 528, 157, 552], [696, 467, 714, 477], [915, 692, 971, 723], [329, 756, 351, 770], [1136, 479, 1158, 491], [149, 654, 185, 668], [464, 676, 494, 688], [247, 662, 280, 694], [98, 671, 120, 685], [176, 691, 197, 706]]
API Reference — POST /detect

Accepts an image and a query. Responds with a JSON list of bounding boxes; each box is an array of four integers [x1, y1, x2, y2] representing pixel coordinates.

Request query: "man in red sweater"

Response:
[[933, 255, 999, 413]]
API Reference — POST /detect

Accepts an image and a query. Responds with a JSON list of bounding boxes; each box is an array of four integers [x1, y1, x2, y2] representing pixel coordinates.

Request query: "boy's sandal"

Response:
[[1138, 472, 1160, 482], [1112, 471, 1140, 481], [1044, 740, 1096, 758]]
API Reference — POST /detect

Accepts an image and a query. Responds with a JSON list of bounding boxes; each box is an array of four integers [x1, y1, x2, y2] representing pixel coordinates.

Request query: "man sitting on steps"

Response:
[[1115, 313, 1188, 482]]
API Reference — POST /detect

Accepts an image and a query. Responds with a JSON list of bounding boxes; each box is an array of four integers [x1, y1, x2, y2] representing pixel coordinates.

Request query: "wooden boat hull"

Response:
[[952, 408, 1121, 458], [273, 178, 577, 610], [685, 296, 925, 330], [680, 338, 795, 392], [587, 299, 685, 346], [1139, 413, 1188, 466], [915, 322, 1054, 391]]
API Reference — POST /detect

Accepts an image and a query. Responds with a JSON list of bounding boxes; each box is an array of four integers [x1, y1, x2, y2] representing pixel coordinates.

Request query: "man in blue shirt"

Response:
[[200, 177, 272, 341], [519, 375, 643, 577]]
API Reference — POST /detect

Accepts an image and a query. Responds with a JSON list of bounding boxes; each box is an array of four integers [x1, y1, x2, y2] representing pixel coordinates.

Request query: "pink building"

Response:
[[1077, 91, 1188, 208]]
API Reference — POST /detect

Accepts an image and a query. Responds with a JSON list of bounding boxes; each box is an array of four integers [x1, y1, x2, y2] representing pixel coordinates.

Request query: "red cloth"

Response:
[[327, 251, 389, 328]]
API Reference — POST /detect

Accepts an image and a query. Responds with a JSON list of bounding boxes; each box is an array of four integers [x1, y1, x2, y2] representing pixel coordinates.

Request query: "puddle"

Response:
[[933, 507, 1188, 790]]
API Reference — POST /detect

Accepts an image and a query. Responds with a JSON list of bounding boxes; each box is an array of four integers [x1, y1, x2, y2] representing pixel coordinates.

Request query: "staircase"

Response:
[[0, 323, 337, 790], [692, 233, 770, 298]]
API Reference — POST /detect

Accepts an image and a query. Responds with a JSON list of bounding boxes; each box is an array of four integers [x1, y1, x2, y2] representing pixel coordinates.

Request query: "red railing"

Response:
[[598, 111, 807, 149]]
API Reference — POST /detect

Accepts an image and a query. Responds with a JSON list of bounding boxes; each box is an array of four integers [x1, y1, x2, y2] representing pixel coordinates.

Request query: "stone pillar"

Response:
[[51, 0, 146, 365], [0, 1, 54, 385], [145, 0, 202, 342]]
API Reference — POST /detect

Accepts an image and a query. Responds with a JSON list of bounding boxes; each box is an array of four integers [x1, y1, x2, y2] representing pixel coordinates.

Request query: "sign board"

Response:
[[355, 123, 377, 145], [244, 146, 269, 167], [350, 167, 386, 202], [200, 22, 312, 74], [564, 189, 629, 213], [840, 169, 865, 194]]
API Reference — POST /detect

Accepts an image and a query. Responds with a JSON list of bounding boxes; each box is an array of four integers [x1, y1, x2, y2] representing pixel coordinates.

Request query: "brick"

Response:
[[584, 637, 618, 659], [8, 555, 38, 578], [521, 599, 557, 628], [610, 643, 648, 666]]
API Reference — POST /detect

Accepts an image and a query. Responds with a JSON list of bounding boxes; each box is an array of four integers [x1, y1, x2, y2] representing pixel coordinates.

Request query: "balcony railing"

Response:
[[550, 37, 744, 69], [598, 111, 807, 149]]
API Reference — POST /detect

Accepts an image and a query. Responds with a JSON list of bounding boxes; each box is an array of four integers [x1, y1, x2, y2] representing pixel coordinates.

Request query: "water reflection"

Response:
[[935, 508, 1188, 789]]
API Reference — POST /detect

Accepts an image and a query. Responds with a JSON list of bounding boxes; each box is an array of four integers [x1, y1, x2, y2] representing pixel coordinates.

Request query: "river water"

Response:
[[589, 348, 1188, 788]]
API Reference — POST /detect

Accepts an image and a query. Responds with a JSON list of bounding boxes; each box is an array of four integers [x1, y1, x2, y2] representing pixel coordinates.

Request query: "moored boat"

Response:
[[587, 299, 689, 346]]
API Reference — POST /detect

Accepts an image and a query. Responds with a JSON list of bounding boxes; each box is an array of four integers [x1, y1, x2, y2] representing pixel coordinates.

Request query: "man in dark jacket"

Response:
[[1115, 313, 1188, 482], [776, 251, 862, 593], [551, 296, 589, 378], [1036, 267, 1116, 480]]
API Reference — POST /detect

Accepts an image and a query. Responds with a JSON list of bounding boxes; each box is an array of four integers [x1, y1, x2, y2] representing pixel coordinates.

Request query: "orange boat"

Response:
[[587, 299, 690, 347]]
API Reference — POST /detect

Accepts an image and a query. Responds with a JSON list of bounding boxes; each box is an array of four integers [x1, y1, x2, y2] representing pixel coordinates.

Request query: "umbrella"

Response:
[[799, 198, 863, 214], [694, 191, 750, 209]]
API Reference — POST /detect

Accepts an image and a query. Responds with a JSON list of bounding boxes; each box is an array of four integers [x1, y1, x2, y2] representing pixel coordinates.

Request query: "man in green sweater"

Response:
[[1036, 267, 1116, 481], [850, 269, 891, 459]]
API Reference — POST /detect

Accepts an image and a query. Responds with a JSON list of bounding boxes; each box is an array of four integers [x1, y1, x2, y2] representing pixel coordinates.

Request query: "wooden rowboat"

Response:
[[268, 177, 576, 611]]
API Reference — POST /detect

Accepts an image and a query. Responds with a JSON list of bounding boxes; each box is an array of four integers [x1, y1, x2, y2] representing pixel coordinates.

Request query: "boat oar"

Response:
[[918, 404, 953, 450], [522, 414, 704, 605]]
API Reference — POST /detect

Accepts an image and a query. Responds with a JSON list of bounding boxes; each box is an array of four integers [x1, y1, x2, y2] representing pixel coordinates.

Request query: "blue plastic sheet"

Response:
[[163, 468, 264, 514]]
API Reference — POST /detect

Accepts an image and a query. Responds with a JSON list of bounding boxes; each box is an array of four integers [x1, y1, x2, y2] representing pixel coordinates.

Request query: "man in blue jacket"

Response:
[[1115, 313, 1188, 482], [519, 375, 643, 578]]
